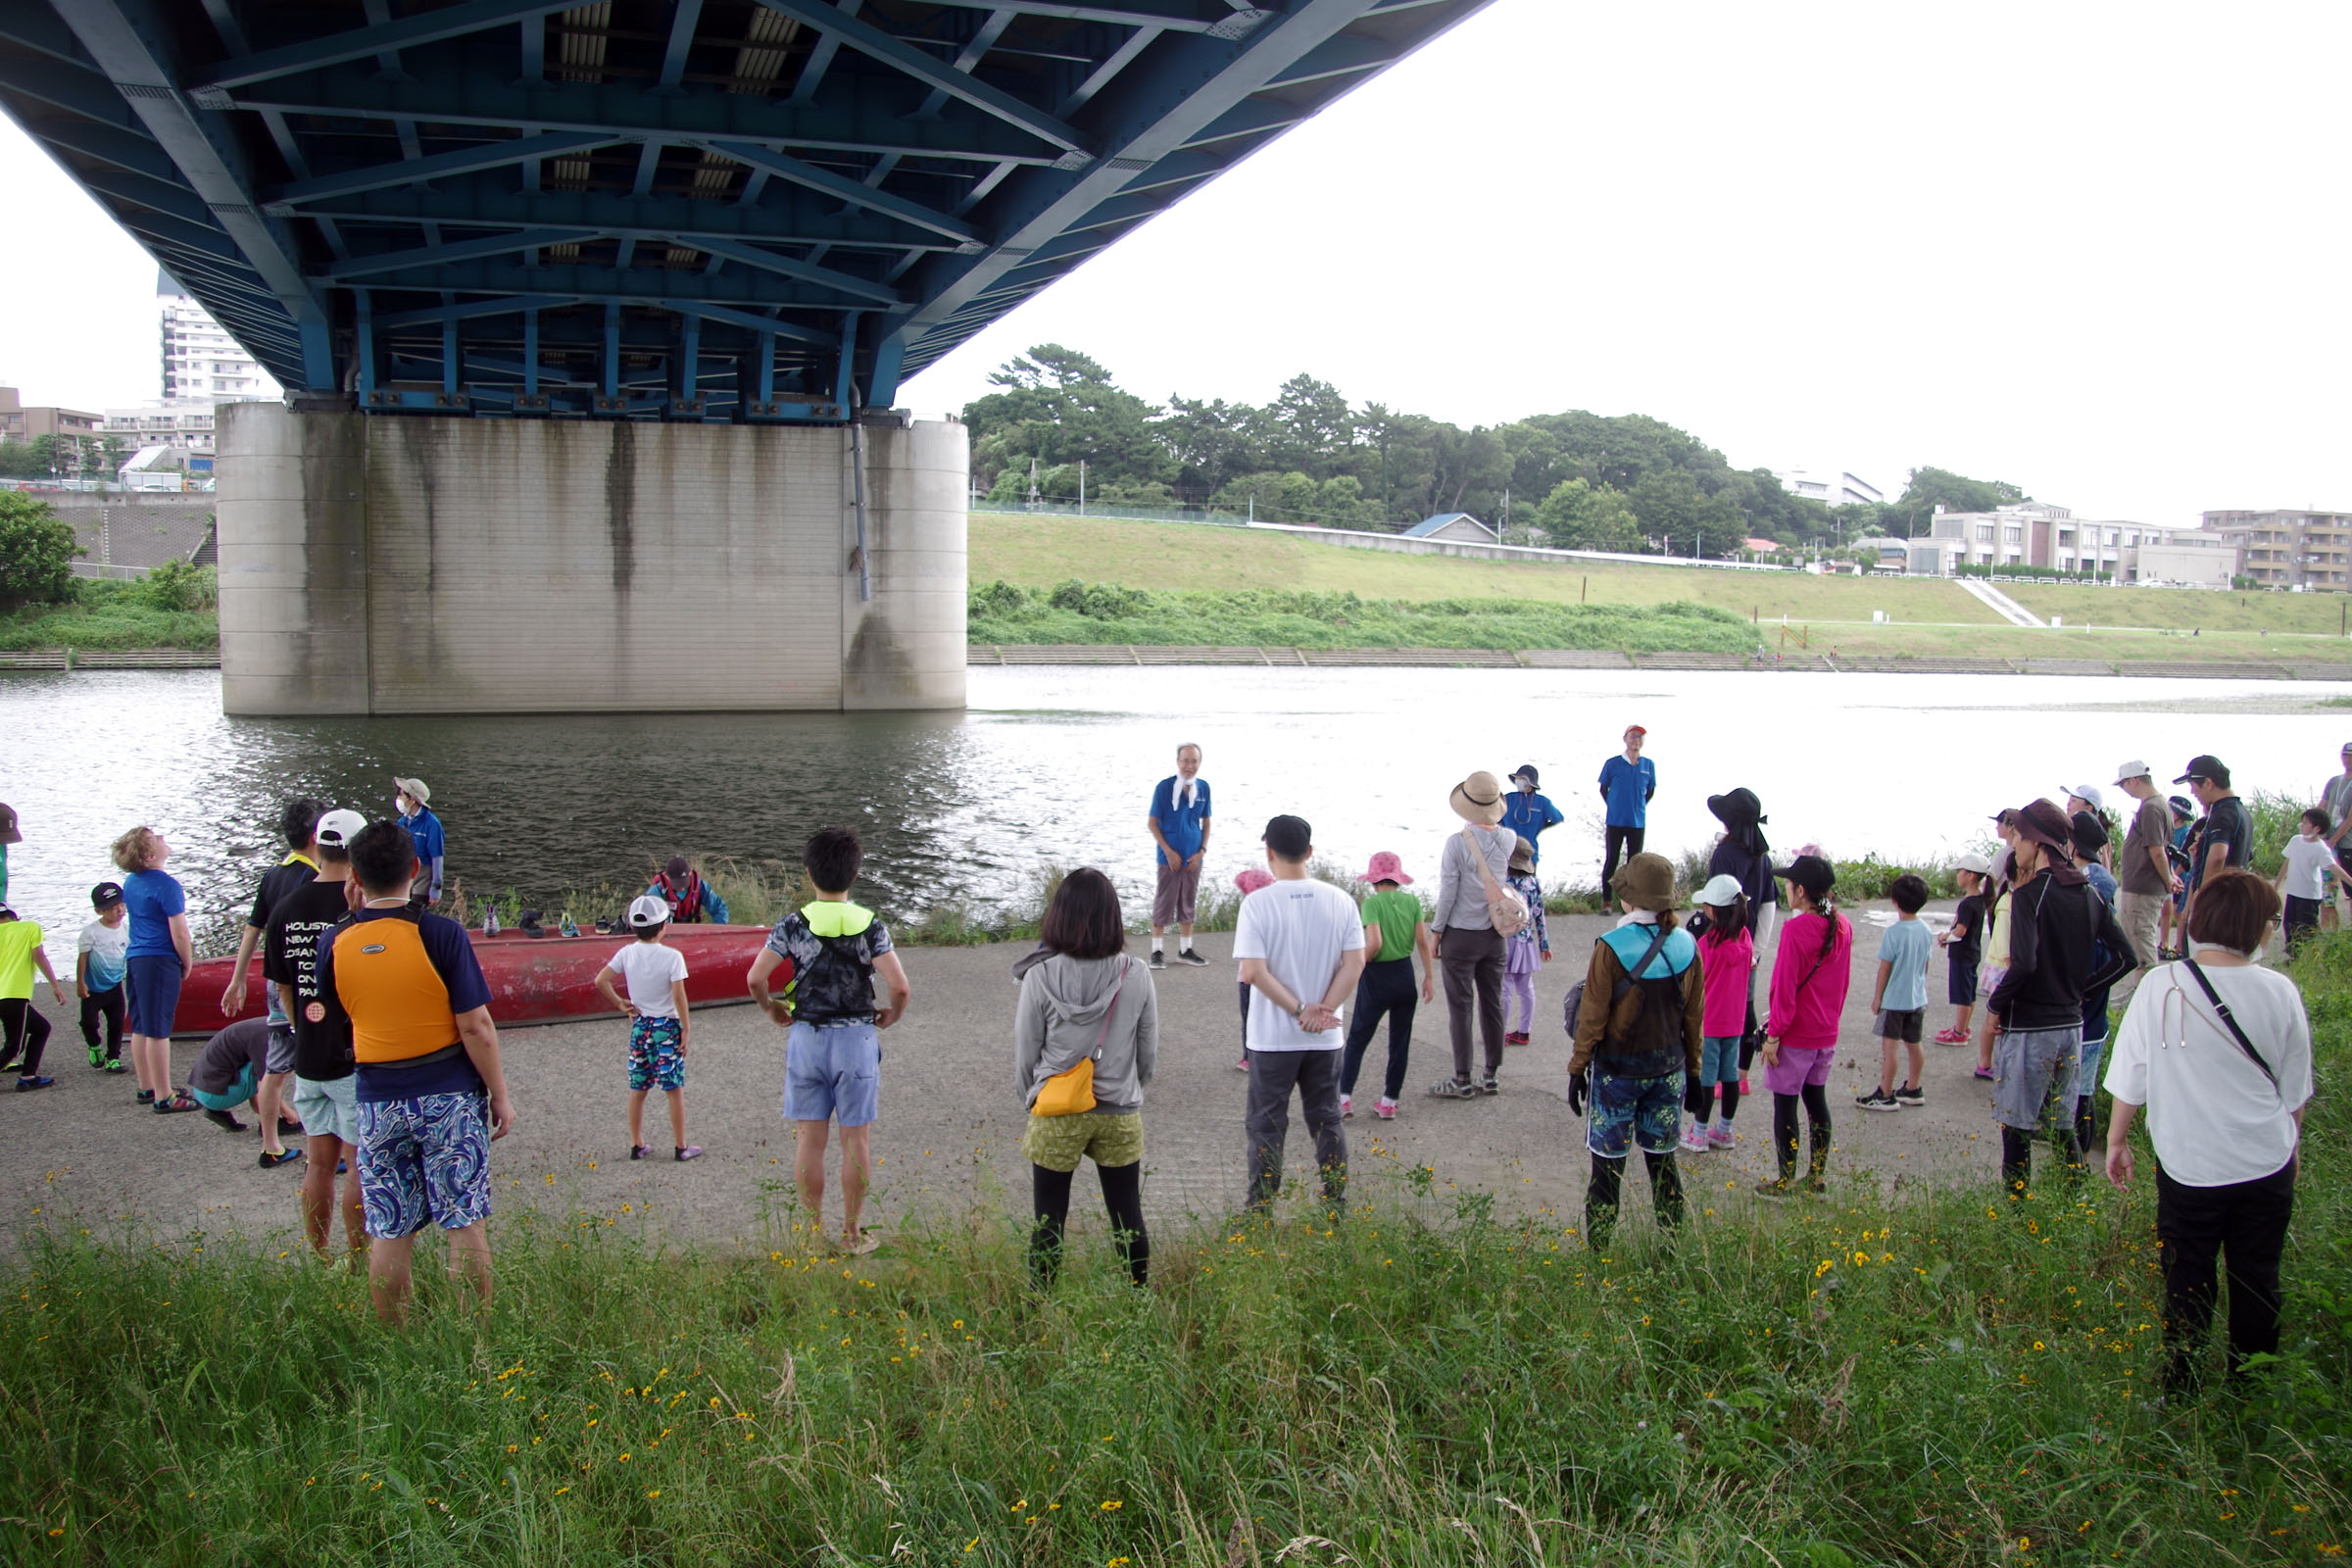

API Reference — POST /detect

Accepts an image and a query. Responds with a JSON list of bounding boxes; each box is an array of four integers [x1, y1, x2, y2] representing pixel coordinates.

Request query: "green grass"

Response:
[[0, 599, 218, 652], [969, 581, 1756, 653], [2006, 579, 2352, 637], [974, 513, 2002, 624], [8, 940, 2352, 1564]]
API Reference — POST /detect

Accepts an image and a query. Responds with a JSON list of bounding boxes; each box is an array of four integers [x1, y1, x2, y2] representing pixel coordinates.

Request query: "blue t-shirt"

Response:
[[1876, 918, 1932, 1013], [1500, 791, 1564, 859], [1150, 775, 1212, 867], [1597, 755, 1655, 829], [122, 868, 186, 960]]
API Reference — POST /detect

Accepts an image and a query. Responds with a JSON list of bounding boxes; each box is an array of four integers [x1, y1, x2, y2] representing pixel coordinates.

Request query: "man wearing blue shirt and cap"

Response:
[[395, 777, 446, 907], [1597, 726, 1656, 900], [1500, 765, 1564, 864]]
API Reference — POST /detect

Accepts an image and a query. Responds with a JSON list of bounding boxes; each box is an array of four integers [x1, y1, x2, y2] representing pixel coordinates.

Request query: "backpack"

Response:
[[1461, 826, 1528, 937]]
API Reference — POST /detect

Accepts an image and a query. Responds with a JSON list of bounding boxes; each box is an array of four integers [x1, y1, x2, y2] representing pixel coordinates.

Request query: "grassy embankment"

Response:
[[6, 933, 2350, 1564], [0, 566, 219, 652], [971, 514, 2352, 663]]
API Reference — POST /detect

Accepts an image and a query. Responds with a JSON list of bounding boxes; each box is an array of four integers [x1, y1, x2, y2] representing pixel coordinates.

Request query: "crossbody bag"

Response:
[[1461, 826, 1529, 938], [1032, 962, 1126, 1117], [2180, 957, 2280, 1094]]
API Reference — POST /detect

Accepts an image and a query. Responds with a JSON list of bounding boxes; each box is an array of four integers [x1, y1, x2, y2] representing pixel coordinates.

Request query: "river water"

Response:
[[3, 665, 2343, 963]]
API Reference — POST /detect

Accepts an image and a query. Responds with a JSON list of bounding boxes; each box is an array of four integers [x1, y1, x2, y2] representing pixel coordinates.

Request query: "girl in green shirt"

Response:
[[1340, 852, 1437, 1120]]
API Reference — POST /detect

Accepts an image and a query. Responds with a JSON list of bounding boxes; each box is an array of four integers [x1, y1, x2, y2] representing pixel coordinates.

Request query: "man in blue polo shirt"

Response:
[[1597, 725, 1655, 900], [395, 776, 446, 906], [1147, 742, 1212, 970], [1500, 764, 1565, 864]]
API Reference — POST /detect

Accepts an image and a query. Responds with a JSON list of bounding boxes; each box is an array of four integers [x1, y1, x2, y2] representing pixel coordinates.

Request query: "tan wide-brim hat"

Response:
[[1614, 852, 1678, 912], [1449, 771, 1506, 825], [394, 775, 431, 806]]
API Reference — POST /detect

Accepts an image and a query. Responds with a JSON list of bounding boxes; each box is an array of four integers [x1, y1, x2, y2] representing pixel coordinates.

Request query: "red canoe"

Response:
[[172, 923, 774, 1039]]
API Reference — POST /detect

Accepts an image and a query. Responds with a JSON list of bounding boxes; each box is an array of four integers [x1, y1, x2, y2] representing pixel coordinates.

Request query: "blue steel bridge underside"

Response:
[[1, 0, 1492, 424]]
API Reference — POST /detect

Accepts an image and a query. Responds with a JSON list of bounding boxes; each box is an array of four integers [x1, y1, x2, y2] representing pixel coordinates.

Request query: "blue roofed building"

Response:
[[1403, 513, 1497, 544]]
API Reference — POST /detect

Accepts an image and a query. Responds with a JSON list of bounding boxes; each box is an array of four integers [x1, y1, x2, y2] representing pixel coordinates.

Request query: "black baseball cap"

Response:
[[1262, 814, 1312, 859], [91, 882, 123, 909], [2174, 755, 2230, 787]]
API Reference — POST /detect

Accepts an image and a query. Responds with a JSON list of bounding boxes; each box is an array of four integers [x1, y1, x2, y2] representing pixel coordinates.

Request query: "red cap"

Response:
[[1626, 724, 1647, 736]]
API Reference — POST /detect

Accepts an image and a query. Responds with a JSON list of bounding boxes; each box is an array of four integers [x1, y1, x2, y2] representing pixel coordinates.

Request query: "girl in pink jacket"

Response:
[[1757, 855, 1853, 1198], [1683, 874, 1754, 1152]]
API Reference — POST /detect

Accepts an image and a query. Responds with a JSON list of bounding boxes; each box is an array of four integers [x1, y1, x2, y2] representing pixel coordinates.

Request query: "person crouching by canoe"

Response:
[[597, 894, 701, 1163], [1566, 852, 1700, 1250], [318, 820, 516, 1325], [187, 1016, 275, 1136], [746, 826, 912, 1257], [647, 857, 729, 924]]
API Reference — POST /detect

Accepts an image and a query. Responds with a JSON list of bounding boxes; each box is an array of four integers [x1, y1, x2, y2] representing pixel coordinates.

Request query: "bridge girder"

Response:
[[0, 0, 1494, 422]]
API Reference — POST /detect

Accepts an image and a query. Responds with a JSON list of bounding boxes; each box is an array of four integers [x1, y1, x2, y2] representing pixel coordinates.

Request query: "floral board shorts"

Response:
[[628, 1015, 686, 1092], [1585, 1069, 1682, 1160], [1020, 1109, 1145, 1173], [356, 1090, 493, 1240]]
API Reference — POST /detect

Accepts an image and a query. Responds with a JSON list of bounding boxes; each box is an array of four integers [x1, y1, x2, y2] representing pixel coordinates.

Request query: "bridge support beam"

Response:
[[217, 403, 966, 715]]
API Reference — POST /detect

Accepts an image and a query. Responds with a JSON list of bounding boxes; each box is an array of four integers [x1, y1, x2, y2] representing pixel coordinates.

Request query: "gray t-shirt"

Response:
[[1433, 824, 1515, 931], [2120, 795, 2174, 896]]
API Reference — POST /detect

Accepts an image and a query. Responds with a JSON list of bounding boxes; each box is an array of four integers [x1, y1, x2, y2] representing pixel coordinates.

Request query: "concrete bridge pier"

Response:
[[215, 403, 966, 715]]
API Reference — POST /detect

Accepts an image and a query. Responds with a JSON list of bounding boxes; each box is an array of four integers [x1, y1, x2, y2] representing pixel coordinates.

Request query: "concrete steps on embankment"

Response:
[[1955, 577, 2046, 627]]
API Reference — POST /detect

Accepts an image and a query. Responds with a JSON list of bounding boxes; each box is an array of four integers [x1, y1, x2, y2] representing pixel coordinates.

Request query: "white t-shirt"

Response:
[[2279, 835, 2332, 901], [2104, 958, 2312, 1187], [77, 917, 129, 989], [606, 940, 690, 1018], [1232, 877, 1365, 1052]]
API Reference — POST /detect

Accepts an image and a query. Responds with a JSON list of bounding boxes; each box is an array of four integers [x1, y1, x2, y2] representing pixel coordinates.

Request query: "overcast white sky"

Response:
[[4, 0, 2345, 527]]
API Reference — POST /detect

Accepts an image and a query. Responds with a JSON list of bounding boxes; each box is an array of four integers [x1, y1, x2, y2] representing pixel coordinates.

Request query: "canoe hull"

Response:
[[172, 924, 773, 1040]]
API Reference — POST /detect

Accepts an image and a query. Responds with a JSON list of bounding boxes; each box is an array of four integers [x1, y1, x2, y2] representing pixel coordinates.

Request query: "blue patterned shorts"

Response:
[[1586, 1068, 1683, 1159], [356, 1091, 493, 1240], [628, 1015, 686, 1092]]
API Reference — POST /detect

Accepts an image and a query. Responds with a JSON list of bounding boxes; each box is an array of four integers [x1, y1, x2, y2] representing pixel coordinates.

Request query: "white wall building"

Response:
[[159, 270, 278, 402], [1773, 467, 1884, 508], [1928, 503, 2229, 583]]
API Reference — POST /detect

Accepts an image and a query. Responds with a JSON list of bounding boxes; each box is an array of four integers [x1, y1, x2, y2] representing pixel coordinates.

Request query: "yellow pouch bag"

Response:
[[1031, 964, 1124, 1117]]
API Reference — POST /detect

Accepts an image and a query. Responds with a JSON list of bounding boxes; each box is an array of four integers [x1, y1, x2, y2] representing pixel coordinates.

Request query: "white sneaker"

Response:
[[1678, 1122, 1708, 1154]]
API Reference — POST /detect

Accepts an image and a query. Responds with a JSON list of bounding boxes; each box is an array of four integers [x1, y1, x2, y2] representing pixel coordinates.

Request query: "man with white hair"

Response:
[[2111, 761, 2179, 1007], [1146, 743, 1212, 969]]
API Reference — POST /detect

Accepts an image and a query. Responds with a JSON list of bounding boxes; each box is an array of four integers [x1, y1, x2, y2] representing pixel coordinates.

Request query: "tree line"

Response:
[[961, 345, 2031, 558], [0, 435, 127, 481]]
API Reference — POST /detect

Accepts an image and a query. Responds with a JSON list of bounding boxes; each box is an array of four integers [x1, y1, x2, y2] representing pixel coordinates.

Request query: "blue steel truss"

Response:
[[0, 0, 1493, 423]]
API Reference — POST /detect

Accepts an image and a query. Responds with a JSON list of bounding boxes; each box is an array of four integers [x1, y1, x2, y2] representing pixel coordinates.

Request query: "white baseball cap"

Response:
[[1955, 851, 1992, 875], [626, 894, 670, 928], [2113, 760, 2152, 784], [2062, 783, 2105, 809], [1692, 872, 1744, 907], [315, 808, 367, 848]]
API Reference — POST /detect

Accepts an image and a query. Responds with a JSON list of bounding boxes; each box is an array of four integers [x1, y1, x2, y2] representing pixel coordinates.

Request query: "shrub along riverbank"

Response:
[[0, 563, 219, 652], [4, 939, 2348, 1563]]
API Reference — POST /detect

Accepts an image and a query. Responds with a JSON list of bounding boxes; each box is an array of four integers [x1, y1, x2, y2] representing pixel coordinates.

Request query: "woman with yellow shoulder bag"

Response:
[[1013, 868, 1158, 1287]]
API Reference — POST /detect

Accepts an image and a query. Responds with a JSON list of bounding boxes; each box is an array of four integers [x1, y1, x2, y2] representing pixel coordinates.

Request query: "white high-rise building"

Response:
[[157, 270, 278, 401], [1773, 467, 1884, 509]]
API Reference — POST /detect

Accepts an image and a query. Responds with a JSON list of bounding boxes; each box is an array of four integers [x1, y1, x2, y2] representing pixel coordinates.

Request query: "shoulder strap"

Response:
[[1607, 922, 1674, 998], [2180, 958, 2278, 1091], [1460, 825, 1507, 899]]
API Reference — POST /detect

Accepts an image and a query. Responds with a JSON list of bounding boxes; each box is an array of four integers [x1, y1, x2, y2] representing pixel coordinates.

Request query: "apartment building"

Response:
[[0, 386, 105, 466], [2200, 510, 2351, 591], [1774, 467, 1885, 508], [1928, 503, 2232, 585], [158, 270, 278, 402]]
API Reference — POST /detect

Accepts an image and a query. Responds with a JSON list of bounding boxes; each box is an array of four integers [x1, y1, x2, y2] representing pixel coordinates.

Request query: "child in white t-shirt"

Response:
[[595, 894, 699, 1160], [2277, 808, 2334, 953]]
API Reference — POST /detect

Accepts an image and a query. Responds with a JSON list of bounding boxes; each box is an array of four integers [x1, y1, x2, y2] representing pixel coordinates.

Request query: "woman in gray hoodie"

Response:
[[1014, 868, 1158, 1286]]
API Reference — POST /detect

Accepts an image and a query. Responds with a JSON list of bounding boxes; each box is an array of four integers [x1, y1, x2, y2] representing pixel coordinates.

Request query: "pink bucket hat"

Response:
[[1361, 851, 1412, 886], [1233, 866, 1274, 895]]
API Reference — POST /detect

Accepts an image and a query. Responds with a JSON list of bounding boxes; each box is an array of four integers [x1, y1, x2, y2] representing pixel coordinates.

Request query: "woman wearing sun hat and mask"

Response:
[[1429, 772, 1519, 1100]]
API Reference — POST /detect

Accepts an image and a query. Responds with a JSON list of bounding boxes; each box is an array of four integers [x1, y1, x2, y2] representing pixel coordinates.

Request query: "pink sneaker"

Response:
[[1678, 1123, 1708, 1154], [1374, 1098, 1397, 1120], [1707, 1124, 1736, 1149], [1340, 1094, 1354, 1119], [1738, 1077, 1751, 1096]]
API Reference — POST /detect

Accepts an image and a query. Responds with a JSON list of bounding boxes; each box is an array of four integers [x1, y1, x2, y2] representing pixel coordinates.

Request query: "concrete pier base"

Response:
[[216, 404, 965, 714]]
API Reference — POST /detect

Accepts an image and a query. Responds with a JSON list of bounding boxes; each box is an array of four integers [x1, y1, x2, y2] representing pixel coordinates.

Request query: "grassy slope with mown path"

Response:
[[972, 514, 2352, 665], [4, 938, 2348, 1564]]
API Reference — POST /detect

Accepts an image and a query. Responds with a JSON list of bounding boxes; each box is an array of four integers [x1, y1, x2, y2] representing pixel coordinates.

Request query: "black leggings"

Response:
[[1771, 1085, 1832, 1183], [0, 999, 51, 1076], [1586, 1150, 1683, 1250], [2001, 1124, 2085, 1199], [1030, 1161, 1148, 1288], [1339, 957, 1416, 1100], [1690, 1079, 1741, 1122]]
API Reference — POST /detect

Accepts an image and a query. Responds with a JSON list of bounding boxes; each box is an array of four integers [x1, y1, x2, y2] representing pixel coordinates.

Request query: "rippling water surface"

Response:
[[3, 665, 2342, 964]]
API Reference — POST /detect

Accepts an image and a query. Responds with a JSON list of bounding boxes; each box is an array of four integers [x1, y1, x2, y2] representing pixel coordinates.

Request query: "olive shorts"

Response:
[[1020, 1109, 1145, 1173]]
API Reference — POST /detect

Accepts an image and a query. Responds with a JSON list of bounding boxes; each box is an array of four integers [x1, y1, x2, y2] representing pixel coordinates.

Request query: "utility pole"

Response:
[[1078, 460, 1086, 515], [1027, 456, 1039, 507]]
